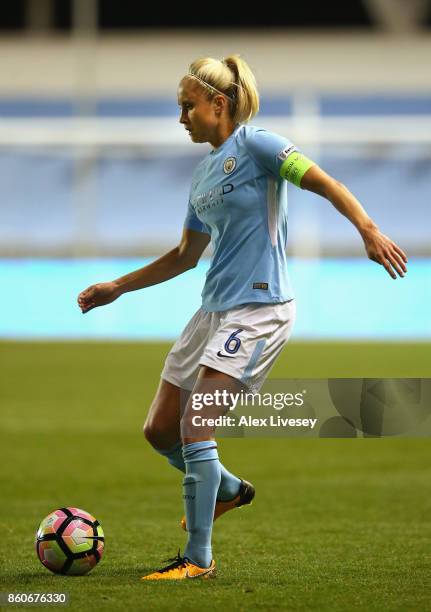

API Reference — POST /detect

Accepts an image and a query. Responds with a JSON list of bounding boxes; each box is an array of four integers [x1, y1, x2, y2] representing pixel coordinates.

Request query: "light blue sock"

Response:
[[218, 465, 241, 501], [182, 441, 221, 568], [154, 442, 241, 501], [154, 441, 185, 471]]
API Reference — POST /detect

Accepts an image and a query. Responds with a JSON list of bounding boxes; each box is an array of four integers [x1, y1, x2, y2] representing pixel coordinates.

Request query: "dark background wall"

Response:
[[0, 0, 376, 30]]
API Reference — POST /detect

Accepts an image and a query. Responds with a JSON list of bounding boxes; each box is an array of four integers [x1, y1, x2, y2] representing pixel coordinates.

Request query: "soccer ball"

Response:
[[35, 507, 104, 575]]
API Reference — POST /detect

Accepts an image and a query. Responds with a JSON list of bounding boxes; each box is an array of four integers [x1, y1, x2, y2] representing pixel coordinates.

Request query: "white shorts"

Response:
[[161, 300, 296, 393]]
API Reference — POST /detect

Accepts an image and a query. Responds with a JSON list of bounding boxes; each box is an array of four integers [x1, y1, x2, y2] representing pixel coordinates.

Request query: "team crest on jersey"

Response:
[[223, 157, 237, 174], [277, 145, 296, 161]]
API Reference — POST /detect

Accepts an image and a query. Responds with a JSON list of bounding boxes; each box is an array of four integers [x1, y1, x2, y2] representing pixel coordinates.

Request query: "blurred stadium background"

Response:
[[1, 3, 431, 609], [0, 0, 430, 340]]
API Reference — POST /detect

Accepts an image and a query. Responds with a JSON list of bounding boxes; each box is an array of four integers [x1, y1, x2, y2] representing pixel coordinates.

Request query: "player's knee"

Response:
[[142, 420, 163, 447]]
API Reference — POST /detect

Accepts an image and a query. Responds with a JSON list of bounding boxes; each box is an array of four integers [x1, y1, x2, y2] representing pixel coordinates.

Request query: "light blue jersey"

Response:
[[184, 124, 310, 312]]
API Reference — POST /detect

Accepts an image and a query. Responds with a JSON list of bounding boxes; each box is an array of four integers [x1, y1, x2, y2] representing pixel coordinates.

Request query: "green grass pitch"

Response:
[[1, 341, 431, 611]]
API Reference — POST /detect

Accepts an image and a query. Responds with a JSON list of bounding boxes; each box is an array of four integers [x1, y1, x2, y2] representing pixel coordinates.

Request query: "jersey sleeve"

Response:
[[183, 199, 210, 234], [244, 128, 315, 188]]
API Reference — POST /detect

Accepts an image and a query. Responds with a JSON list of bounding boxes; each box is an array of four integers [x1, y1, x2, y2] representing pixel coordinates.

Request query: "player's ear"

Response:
[[213, 95, 225, 116]]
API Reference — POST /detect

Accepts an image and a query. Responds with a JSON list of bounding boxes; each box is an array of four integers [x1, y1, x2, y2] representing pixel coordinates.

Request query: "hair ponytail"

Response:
[[187, 54, 259, 124]]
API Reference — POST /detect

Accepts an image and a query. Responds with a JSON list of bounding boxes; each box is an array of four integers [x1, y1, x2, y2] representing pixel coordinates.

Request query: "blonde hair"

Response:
[[186, 55, 259, 125]]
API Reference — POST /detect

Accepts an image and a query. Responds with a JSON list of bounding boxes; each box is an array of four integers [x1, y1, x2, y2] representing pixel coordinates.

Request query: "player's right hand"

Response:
[[77, 281, 121, 314]]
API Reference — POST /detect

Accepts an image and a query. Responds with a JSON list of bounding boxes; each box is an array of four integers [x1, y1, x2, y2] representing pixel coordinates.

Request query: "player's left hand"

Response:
[[361, 228, 408, 279], [77, 281, 121, 313]]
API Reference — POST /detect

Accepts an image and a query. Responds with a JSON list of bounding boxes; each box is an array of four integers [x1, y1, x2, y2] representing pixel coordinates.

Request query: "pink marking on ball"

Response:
[[67, 507, 96, 522]]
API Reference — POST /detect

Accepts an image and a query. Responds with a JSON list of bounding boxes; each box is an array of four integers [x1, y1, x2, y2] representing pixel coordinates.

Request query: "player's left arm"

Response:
[[299, 163, 408, 279], [246, 129, 407, 279]]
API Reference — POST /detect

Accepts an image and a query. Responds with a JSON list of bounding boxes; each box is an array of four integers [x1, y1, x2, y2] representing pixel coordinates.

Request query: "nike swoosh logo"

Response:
[[185, 566, 214, 579], [217, 351, 235, 359]]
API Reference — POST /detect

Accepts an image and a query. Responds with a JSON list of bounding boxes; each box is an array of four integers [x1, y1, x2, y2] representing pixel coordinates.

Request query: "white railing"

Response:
[[0, 116, 431, 147]]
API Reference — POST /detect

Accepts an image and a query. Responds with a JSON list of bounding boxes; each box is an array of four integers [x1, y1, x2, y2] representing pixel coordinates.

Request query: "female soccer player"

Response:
[[77, 55, 407, 580]]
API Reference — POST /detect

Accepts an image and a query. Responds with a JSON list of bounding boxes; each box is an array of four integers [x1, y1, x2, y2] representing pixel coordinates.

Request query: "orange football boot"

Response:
[[141, 551, 216, 581]]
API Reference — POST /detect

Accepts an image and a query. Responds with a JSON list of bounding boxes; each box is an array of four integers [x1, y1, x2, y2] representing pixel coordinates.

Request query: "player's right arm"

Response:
[[77, 228, 210, 314]]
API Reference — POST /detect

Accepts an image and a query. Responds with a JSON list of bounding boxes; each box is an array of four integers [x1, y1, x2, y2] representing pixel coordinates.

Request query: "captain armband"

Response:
[[279, 152, 315, 188]]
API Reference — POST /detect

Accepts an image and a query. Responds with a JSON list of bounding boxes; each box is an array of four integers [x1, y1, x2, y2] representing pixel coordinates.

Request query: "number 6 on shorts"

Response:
[[224, 329, 243, 354]]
